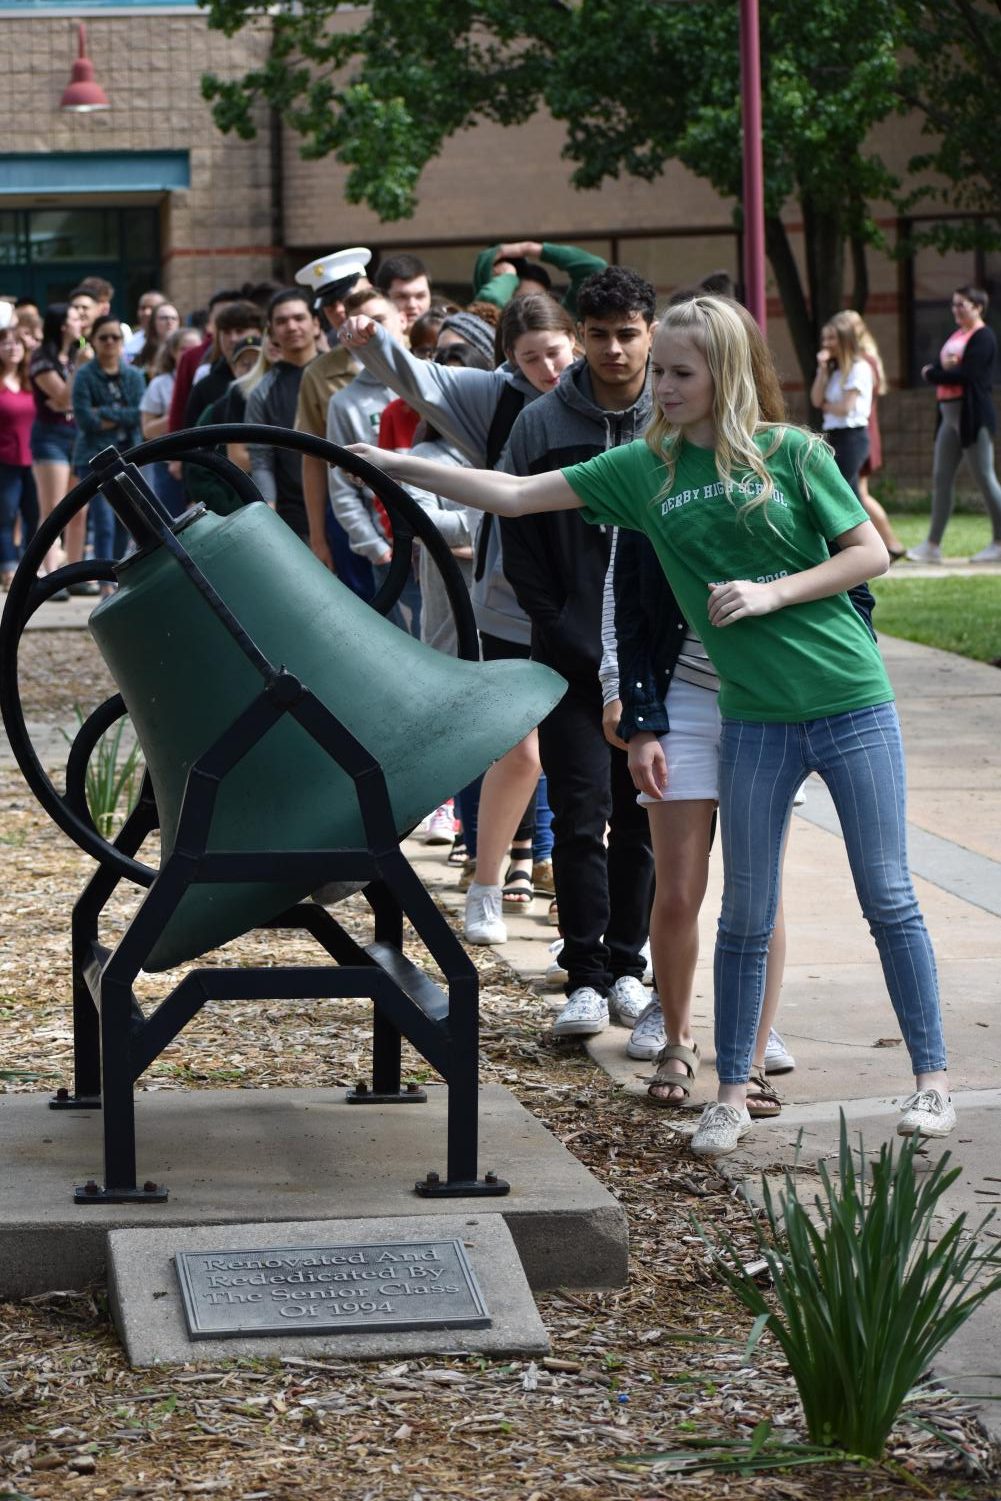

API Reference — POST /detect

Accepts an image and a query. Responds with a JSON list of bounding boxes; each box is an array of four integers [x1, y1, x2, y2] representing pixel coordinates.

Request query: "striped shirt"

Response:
[[672, 628, 720, 693]]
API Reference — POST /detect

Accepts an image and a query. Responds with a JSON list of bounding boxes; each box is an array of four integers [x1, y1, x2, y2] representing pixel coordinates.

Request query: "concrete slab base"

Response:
[[109, 1213, 550, 1368], [0, 1084, 627, 1298]]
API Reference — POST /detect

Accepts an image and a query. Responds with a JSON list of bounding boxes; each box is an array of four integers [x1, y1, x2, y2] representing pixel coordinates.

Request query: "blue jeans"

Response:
[[455, 773, 553, 864], [149, 460, 188, 519], [0, 464, 37, 570], [325, 510, 375, 601], [533, 773, 554, 862], [372, 559, 422, 638], [455, 776, 482, 858], [715, 701, 947, 1084], [76, 474, 128, 563]]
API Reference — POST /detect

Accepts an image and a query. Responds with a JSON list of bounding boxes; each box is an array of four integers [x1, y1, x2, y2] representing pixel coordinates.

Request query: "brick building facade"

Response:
[[0, 3, 275, 314], [2, 1, 997, 493]]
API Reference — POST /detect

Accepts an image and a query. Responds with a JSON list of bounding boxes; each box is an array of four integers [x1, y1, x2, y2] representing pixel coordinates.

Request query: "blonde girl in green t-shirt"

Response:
[[347, 294, 954, 1159]]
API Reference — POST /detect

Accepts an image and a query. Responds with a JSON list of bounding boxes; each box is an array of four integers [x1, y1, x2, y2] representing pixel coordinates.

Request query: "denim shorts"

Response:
[[30, 421, 75, 464], [636, 676, 722, 804]]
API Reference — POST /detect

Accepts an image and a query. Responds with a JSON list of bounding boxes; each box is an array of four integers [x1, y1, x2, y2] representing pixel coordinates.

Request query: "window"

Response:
[[29, 209, 118, 263]]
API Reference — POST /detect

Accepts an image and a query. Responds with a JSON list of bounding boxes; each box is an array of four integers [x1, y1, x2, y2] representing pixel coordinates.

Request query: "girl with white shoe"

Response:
[[610, 311, 792, 1117], [346, 294, 954, 1158]]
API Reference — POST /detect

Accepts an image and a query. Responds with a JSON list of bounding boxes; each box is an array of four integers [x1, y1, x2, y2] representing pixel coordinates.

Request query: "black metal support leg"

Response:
[[55, 788, 157, 1112], [414, 966, 508, 1199], [364, 880, 406, 1097], [56, 895, 102, 1108], [75, 964, 167, 1205]]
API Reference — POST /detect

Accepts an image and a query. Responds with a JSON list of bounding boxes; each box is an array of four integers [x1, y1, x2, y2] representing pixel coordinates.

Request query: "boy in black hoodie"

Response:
[[498, 267, 656, 1036]]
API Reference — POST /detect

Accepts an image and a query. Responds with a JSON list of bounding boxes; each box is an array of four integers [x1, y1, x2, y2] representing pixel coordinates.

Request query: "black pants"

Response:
[[537, 677, 653, 996], [827, 427, 870, 500]]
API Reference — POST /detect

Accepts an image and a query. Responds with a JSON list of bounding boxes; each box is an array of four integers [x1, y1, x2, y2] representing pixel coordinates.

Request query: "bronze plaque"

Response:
[[174, 1238, 490, 1339]]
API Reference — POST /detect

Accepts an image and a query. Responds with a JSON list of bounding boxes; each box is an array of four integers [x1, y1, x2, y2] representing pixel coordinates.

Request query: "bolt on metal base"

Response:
[[50, 1087, 101, 1111], [414, 1169, 510, 1198], [74, 1179, 169, 1205], [346, 1080, 428, 1104]]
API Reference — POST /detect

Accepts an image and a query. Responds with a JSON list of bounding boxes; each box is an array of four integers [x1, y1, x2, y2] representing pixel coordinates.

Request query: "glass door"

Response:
[[0, 204, 159, 318]]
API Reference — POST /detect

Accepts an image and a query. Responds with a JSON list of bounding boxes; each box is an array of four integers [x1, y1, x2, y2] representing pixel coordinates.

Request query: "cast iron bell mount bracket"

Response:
[[0, 428, 509, 1204]]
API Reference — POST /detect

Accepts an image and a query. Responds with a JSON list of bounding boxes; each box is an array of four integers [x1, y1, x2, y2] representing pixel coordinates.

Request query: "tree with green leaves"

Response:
[[895, 0, 1001, 251], [200, 0, 904, 385]]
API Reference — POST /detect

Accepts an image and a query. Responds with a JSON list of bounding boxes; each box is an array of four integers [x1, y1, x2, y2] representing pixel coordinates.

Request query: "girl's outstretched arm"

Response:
[[344, 441, 580, 517], [707, 520, 889, 628]]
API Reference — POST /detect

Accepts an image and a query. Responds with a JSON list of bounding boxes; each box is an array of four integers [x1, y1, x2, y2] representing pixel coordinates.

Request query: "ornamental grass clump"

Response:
[[63, 706, 144, 839], [706, 1115, 1001, 1459]]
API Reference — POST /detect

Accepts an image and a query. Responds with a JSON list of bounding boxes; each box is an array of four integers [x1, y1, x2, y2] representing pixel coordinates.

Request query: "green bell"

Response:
[[89, 503, 565, 972]]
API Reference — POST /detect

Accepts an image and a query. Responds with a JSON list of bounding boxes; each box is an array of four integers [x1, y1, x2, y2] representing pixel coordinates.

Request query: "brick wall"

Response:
[[1, 12, 274, 310]]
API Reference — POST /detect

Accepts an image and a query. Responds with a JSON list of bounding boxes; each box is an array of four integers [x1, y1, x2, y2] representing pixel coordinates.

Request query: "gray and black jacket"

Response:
[[349, 324, 540, 645], [497, 357, 652, 687]]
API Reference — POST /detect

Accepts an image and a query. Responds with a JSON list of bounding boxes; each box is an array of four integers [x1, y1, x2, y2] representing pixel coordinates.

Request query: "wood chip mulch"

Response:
[[1, 630, 999, 1499]]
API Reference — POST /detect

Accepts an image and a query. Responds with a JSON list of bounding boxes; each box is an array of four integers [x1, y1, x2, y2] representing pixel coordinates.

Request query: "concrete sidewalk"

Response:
[[410, 634, 1001, 1436]]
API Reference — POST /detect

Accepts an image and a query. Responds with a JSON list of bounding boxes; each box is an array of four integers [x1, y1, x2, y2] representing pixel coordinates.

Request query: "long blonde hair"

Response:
[[646, 295, 797, 520], [821, 310, 865, 382], [843, 309, 887, 395], [234, 344, 273, 401]]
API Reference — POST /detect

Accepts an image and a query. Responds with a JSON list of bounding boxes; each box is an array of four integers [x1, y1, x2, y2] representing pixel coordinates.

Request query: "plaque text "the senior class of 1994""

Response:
[[174, 1238, 491, 1339]]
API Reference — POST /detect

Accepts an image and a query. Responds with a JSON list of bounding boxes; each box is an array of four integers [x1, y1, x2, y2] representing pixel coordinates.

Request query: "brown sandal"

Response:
[[746, 1071, 782, 1119], [647, 1041, 701, 1106]]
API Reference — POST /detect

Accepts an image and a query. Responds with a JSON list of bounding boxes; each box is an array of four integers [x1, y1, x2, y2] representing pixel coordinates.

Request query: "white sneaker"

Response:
[[464, 883, 507, 945], [641, 938, 653, 983], [690, 1102, 753, 1158], [626, 997, 667, 1060], [969, 541, 1001, 564], [897, 1087, 956, 1139], [544, 938, 568, 988], [906, 540, 942, 564], [552, 986, 609, 1037], [608, 975, 647, 1026], [424, 802, 456, 845], [763, 1028, 796, 1074]]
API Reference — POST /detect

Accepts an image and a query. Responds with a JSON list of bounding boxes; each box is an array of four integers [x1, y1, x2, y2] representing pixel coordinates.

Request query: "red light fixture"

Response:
[[60, 22, 110, 113]]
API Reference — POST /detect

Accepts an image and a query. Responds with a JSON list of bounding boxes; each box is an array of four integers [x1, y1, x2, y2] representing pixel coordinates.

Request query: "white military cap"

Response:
[[295, 247, 372, 305]]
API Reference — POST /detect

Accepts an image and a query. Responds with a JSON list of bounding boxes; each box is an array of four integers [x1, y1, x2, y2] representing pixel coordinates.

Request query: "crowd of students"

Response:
[[0, 247, 961, 1159]]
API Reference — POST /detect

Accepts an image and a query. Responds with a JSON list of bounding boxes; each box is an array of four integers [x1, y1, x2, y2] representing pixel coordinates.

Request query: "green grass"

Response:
[[866, 512, 1001, 663], [871, 575, 1001, 662], [888, 512, 996, 558]]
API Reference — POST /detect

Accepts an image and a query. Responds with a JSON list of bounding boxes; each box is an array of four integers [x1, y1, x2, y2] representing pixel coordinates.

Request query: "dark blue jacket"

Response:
[[71, 358, 145, 472]]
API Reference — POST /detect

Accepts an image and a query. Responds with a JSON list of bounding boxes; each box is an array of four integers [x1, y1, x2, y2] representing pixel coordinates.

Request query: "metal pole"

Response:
[[739, 0, 766, 331]]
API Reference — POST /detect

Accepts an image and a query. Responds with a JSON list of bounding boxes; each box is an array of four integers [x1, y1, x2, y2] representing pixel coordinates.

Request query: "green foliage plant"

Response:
[[896, 0, 1001, 252], [701, 1115, 1001, 1458], [62, 708, 144, 839]]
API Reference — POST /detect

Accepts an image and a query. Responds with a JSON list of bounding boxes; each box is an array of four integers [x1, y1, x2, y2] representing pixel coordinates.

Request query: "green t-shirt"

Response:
[[563, 428, 892, 723]]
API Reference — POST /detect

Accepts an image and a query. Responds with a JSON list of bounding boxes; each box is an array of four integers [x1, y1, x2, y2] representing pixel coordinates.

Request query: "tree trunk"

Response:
[[850, 235, 869, 315], [765, 214, 815, 393], [804, 198, 844, 335]]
